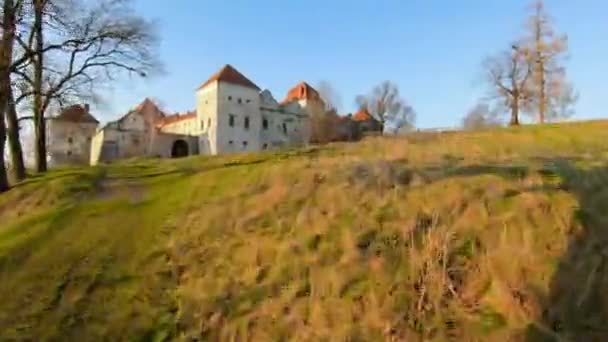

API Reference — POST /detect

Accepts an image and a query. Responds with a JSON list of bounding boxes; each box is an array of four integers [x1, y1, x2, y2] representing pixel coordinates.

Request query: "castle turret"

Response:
[[196, 64, 261, 155]]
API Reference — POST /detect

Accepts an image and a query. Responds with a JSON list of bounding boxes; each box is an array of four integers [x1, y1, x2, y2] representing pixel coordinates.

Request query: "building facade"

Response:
[[46, 64, 317, 167], [196, 65, 312, 155], [47, 104, 99, 167], [89, 99, 199, 165]]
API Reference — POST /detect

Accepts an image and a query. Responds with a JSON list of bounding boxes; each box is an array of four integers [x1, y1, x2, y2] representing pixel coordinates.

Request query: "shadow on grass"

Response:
[[374, 157, 608, 340], [524, 159, 608, 341], [435, 158, 608, 340]]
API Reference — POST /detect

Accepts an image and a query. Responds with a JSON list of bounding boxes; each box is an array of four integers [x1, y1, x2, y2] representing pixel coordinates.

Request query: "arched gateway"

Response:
[[171, 140, 189, 158]]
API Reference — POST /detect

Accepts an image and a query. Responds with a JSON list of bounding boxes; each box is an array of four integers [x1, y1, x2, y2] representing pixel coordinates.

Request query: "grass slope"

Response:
[[1, 121, 608, 341]]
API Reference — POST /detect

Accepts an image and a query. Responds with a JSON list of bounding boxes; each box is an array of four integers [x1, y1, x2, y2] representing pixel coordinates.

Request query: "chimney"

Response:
[[84, 104, 90, 113]]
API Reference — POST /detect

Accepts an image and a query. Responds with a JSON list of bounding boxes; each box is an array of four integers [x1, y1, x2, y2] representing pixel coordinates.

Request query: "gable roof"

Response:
[[282, 82, 322, 104], [198, 64, 260, 91], [55, 104, 99, 124], [352, 108, 375, 122]]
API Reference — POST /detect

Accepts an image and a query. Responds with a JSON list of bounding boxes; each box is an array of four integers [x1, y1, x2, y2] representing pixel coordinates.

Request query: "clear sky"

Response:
[[101, 0, 608, 129]]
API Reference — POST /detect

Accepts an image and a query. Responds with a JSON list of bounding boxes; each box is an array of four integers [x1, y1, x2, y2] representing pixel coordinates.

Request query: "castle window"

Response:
[[229, 140, 233, 145], [262, 118, 268, 130], [238, 98, 242, 104], [229, 114, 235, 127], [67, 151, 72, 156], [246, 99, 251, 103], [67, 137, 73, 144], [263, 143, 268, 150], [244, 116, 250, 130], [208, 118, 211, 129], [243, 141, 248, 148], [228, 96, 232, 101], [282, 123, 287, 135], [201, 120, 205, 130]]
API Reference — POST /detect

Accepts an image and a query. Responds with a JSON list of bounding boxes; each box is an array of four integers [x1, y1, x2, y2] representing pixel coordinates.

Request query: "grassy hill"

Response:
[[1, 121, 608, 341]]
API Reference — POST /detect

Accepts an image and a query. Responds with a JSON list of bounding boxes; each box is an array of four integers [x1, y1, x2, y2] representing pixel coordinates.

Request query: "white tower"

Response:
[[196, 64, 261, 155]]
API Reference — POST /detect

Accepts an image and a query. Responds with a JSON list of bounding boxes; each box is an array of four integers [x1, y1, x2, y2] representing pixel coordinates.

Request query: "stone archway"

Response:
[[171, 139, 189, 158]]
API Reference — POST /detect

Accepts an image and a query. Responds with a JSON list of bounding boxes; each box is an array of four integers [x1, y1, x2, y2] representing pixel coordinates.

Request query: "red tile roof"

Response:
[[282, 82, 322, 104], [136, 98, 160, 112], [55, 104, 99, 124], [352, 108, 374, 122], [158, 111, 196, 127], [198, 64, 260, 91]]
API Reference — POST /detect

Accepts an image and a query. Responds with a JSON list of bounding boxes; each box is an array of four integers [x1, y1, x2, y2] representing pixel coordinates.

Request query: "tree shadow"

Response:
[[525, 159, 608, 341], [396, 156, 608, 340]]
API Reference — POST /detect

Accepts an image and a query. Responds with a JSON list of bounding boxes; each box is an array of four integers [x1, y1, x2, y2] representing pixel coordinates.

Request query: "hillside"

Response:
[[1, 121, 608, 341]]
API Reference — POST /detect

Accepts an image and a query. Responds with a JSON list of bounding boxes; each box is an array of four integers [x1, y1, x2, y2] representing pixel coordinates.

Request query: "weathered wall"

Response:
[[47, 120, 98, 166], [215, 82, 262, 154], [160, 119, 198, 136], [196, 82, 219, 155], [151, 133, 199, 158], [90, 127, 148, 165], [90, 129, 105, 166]]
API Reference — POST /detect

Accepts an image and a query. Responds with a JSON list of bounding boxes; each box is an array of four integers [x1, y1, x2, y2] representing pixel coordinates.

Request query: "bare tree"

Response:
[[524, 0, 574, 123], [482, 45, 532, 126], [12, 0, 160, 172], [6, 87, 25, 180], [0, 0, 23, 191], [462, 103, 502, 130], [356, 81, 416, 134]]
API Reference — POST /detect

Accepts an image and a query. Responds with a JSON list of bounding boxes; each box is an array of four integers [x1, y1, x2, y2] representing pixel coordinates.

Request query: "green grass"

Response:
[[1, 120, 608, 341]]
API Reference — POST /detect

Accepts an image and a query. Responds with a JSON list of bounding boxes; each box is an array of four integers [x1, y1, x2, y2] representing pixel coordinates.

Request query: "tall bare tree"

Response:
[[482, 45, 532, 126], [0, 0, 22, 191], [0, 0, 30, 182], [6, 87, 25, 180], [524, 0, 573, 123], [12, 0, 159, 172], [356, 81, 415, 134]]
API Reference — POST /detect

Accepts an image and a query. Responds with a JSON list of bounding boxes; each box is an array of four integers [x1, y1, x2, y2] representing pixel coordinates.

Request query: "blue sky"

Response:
[[101, 0, 608, 128]]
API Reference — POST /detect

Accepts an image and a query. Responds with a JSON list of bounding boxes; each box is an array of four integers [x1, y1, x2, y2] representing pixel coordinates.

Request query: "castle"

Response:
[[47, 65, 324, 167]]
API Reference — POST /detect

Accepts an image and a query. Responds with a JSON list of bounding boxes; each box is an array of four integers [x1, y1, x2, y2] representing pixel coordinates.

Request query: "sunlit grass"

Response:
[[1, 120, 608, 340]]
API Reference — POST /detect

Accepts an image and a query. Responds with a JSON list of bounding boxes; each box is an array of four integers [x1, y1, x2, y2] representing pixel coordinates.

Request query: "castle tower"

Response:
[[283, 82, 325, 115], [196, 64, 261, 155]]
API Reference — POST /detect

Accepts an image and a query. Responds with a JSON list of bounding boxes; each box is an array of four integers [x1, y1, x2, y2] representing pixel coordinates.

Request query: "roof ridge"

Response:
[[197, 64, 260, 91]]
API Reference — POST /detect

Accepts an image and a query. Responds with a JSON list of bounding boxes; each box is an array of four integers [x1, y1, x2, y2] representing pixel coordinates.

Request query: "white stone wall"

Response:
[[196, 82, 219, 154], [160, 119, 198, 136], [89, 129, 105, 166], [215, 82, 262, 154], [47, 120, 98, 166], [150, 133, 199, 158], [196, 82, 311, 155]]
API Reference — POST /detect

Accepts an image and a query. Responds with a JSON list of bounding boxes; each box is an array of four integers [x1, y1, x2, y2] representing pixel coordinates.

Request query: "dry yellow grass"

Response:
[[1, 120, 608, 341]]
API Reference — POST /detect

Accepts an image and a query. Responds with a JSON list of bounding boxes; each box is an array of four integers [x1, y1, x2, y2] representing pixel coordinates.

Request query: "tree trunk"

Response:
[[509, 97, 520, 126], [33, 0, 47, 173], [538, 58, 546, 124], [0, 109, 8, 192], [0, 0, 16, 192], [0, 118, 7, 192], [7, 88, 26, 181], [534, 3, 546, 124]]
